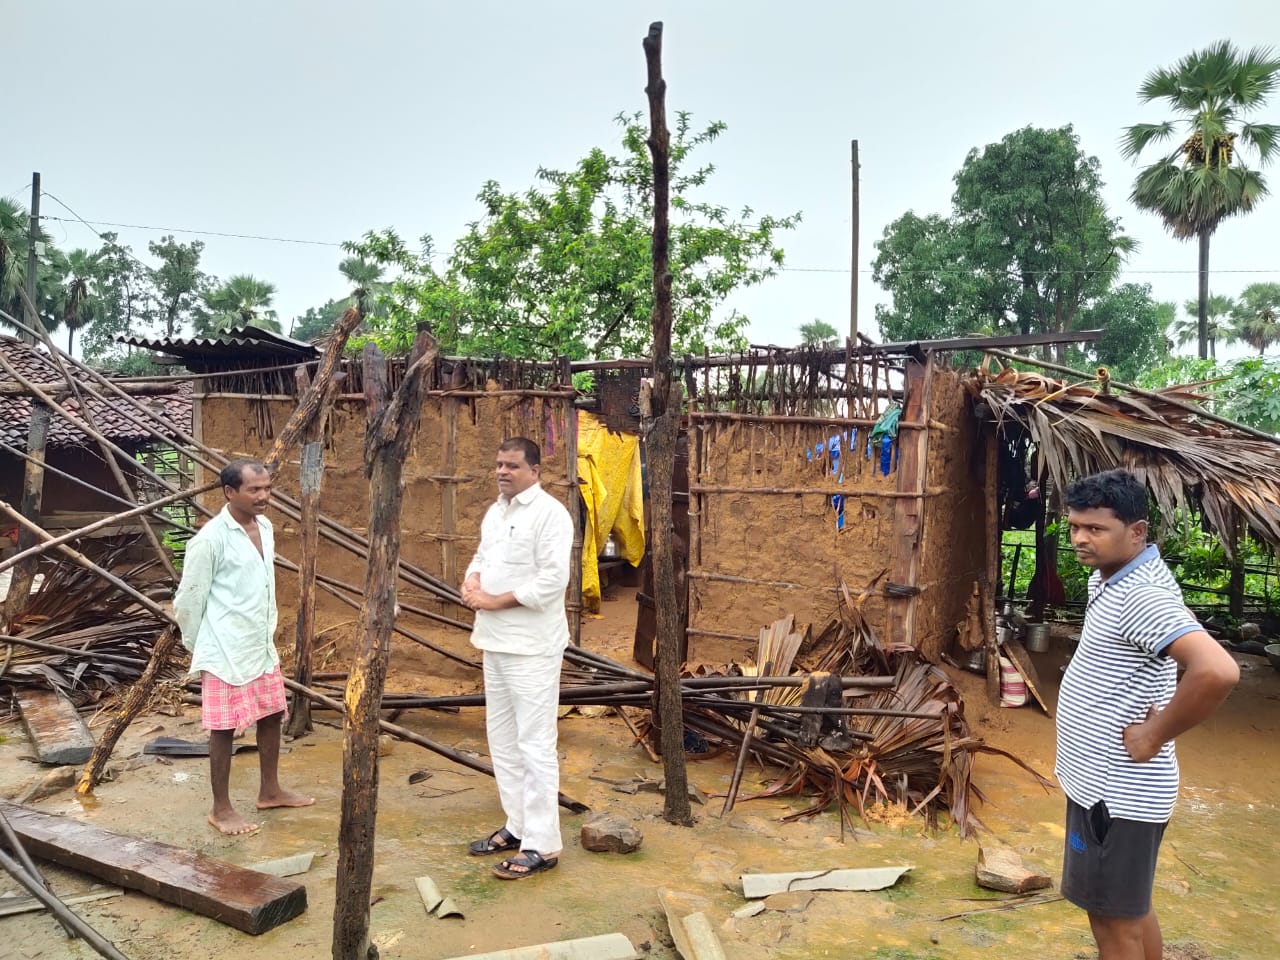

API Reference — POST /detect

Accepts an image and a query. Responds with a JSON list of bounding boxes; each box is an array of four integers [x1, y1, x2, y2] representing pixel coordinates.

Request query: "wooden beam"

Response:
[[885, 355, 934, 650], [15, 687, 96, 765], [0, 801, 306, 935]]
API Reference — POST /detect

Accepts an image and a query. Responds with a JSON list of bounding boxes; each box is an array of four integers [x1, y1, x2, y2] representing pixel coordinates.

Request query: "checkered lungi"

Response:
[[201, 667, 287, 731]]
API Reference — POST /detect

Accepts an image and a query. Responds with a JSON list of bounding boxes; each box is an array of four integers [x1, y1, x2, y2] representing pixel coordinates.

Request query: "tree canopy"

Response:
[[873, 125, 1145, 364], [347, 112, 800, 361]]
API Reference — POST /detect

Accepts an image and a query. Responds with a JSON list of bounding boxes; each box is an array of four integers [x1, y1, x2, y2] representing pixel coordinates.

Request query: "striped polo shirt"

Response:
[[1054, 543, 1200, 823]]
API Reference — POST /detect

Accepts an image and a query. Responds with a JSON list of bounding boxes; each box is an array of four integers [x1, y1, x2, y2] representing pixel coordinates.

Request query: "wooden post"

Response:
[[331, 332, 436, 960], [561, 356, 583, 646], [642, 20, 692, 827], [983, 424, 1001, 704], [885, 353, 934, 651], [849, 140, 859, 344], [286, 366, 339, 738], [440, 396, 460, 586], [3, 174, 49, 629]]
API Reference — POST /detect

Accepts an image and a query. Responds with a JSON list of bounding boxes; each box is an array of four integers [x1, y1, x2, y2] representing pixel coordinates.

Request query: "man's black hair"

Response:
[[1063, 469, 1148, 525], [498, 437, 541, 467], [220, 458, 269, 490]]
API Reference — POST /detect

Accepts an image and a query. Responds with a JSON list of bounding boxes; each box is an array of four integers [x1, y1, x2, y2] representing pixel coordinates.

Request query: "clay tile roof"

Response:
[[0, 337, 191, 450]]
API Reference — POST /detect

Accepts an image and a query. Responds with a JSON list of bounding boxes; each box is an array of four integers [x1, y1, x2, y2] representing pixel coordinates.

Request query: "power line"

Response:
[[41, 213, 344, 248], [32, 202, 1280, 278], [779, 265, 1280, 276]]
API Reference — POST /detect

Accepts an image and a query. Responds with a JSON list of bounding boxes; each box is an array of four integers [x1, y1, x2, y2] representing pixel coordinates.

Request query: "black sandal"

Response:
[[468, 827, 521, 856], [493, 850, 559, 880]]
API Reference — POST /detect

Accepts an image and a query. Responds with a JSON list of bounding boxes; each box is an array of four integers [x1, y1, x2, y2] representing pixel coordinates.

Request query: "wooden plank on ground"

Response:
[[14, 688, 96, 765], [0, 801, 306, 934]]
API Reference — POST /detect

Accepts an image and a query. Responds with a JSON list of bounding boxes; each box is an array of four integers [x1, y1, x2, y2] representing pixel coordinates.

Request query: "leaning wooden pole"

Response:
[[332, 332, 436, 960], [642, 19, 692, 827], [287, 368, 340, 738]]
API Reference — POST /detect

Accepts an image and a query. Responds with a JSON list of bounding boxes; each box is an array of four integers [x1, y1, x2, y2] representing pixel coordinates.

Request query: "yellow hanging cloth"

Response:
[[577, 412, 646, 612]]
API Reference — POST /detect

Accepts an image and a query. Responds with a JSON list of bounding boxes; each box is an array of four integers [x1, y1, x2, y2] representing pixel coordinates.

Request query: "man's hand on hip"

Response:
[[1122, 706, 1166, 763]]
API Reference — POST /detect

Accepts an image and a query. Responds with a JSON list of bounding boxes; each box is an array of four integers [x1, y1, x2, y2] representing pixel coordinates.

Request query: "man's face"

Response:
[[496, 449, 539, 498], [1067, 506, 1146, 576], [225, 466, 273, 518]]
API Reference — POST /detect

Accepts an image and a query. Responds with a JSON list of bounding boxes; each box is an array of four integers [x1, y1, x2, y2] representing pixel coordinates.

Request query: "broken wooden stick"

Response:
[[0, 847, 126, 959]]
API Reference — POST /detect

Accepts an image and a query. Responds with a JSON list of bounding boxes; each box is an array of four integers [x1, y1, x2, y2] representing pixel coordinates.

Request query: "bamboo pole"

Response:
[[687, 410, 934, 429], [5, 286, 179, 584], [0, 481, 214, 575], [0, 848, 128, 960], [688, 484, 937, 497], [281, 679, 587, 812], [0, 808, 77, 938], [561, 357, 583, 646], [984, 347, 1280, 445]]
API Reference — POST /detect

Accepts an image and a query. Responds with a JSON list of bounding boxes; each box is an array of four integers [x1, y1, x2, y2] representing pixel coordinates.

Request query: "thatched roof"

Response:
[[969, 365, 1280, 551]]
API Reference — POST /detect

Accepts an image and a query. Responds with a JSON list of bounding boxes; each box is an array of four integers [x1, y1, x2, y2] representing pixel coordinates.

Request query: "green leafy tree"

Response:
[[79, 233, 151, 365], [1230, 281, 1280, 354], [0, 196, 62, 334], [1123, 41, 1280, 360], [199, 274, 280, 334], [353, 113, 800, 360], [1139, 354, 1280, 434], [1070, 284, 1171, 382], [874, 126, 1138, 362], [1170, 293, 1236, 357], [149, 235, 210, 338], [798, 318, 840, 348]]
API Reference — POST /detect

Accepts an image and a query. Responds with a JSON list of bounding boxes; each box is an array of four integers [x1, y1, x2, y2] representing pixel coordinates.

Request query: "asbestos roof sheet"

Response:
[[122, 326, 319, 365]]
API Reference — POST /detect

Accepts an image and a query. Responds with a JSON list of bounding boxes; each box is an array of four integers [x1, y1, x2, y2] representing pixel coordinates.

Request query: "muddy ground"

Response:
[[2, 590, 1279, 960]]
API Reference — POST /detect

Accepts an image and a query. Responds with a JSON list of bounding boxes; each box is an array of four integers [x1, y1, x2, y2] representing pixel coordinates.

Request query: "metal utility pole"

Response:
[[849, 140, 860, 344]]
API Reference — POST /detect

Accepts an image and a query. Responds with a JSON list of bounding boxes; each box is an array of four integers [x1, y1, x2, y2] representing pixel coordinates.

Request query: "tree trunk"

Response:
[[643, 20, 692, 828], [1228, 518, 1245, 622], [331, 334, 436, 960], [286, 366, 337, 739], [1197, 229, 1211, 362]]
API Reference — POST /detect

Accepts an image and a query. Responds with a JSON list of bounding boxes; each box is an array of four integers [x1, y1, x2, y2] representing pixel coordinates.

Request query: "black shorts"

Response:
[[1060, 798, 1167, 918]]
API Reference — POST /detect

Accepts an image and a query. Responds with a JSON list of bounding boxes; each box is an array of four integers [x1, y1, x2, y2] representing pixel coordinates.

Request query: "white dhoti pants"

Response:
[[482, 648, 563, 855]]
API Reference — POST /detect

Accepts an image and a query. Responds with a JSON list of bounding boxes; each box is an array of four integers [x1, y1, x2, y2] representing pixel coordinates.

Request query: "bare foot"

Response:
[[208, 810, 259, 836], [257, 789, 315, 810]]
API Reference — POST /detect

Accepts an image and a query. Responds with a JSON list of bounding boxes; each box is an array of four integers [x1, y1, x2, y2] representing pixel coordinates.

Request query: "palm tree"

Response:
[[338, 256, 387, 317], [199, 274, 280, 334], [1230, 281, 1280, 354], [1122, 41, 1280, 360], [1171, 294, 1236, 358], [48, 248, 107, 356]]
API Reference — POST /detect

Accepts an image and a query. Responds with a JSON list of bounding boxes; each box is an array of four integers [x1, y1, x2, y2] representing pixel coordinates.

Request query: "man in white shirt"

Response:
[[173, 458, 314, 836], [462, 437, 574, 879]]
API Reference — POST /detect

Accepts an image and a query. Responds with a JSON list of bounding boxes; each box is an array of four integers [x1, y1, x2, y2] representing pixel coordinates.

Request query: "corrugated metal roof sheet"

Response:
[[0, 337, 191, 450]]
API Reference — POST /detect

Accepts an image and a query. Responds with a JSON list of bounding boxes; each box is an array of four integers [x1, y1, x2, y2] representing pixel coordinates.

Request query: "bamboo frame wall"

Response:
[[193, 360, 581, 674], [685, 352, 992, 665]]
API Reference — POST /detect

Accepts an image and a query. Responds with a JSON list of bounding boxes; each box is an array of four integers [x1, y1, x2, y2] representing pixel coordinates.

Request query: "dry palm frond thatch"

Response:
[[970, 364, 1280, 551]]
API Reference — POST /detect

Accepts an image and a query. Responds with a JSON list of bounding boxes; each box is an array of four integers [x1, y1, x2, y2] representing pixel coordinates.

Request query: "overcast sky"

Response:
[[7, 1, 1279, 355]]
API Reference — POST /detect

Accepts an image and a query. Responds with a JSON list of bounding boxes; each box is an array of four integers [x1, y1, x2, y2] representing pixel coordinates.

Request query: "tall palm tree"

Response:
[[1230, 281, 1280, 354], [338, 256, 387, 317], [51, 248, 106, 356], [1123, 41, 1280, 360], [200, 274, 280, 334], [1171, 293, 1235, 358]]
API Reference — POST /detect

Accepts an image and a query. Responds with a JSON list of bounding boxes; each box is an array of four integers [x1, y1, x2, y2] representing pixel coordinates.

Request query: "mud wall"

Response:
[[914, 368, 992, 661], [687, 366, 990, 666], [195, 393, 575, 685]]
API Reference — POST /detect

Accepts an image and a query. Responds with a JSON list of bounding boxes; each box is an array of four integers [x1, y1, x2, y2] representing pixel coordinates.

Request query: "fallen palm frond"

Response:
[[0, 541, 182, 708], [686, 580, 1051, 838], [970, 364, 1280, 551]]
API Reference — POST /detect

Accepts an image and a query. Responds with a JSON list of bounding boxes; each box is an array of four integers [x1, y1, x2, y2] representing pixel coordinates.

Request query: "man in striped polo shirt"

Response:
[[1056, 470, 1238, 960]]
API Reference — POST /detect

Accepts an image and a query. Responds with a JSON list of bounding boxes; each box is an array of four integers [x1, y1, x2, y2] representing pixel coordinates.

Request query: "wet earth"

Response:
[[2, 601, 1278, 960]]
